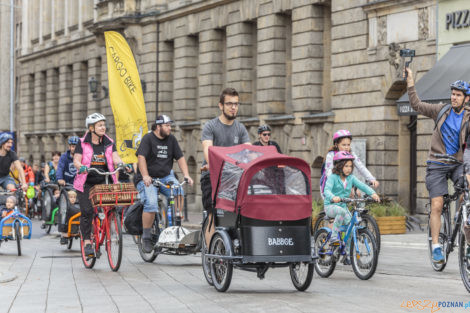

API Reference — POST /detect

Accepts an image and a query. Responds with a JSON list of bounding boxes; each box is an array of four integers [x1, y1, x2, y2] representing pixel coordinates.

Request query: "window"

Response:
[[248, 166, 309, 195]]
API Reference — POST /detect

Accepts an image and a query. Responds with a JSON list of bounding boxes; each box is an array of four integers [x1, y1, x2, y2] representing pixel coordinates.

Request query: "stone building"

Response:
[[15, 0, 449, 214]]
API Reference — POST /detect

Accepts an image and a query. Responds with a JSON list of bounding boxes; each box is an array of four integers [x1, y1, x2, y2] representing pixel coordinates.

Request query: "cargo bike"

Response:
[[0, 190, 32, 256], [202, 145, 316, 292]]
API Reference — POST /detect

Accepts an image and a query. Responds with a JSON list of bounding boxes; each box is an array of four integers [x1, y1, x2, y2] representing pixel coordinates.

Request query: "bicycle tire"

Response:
[[313, 229, 336, 278], [350, 228, 378, 280], [106, 211, 123, 271], [15, 221, 21, 256], [427, 210, 449, 271], [41, 189, 54, 222], [137, 217, 161, 263], [209, 233, 233, 292], [289, 262, 314, 291], [360, 213, 381, 253], [201, 216, 213, 286], [67, 237, 73, 250], [459, 231, 470, 293], [80, 221, 97, 269], [312, 212, 327, 236]]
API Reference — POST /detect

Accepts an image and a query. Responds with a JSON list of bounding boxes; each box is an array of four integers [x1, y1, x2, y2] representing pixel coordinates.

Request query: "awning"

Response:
[[397, 43, 470, 116]]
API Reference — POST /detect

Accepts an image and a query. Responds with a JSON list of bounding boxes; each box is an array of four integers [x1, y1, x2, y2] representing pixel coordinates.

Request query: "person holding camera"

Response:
[[404, 67, 470, 264]]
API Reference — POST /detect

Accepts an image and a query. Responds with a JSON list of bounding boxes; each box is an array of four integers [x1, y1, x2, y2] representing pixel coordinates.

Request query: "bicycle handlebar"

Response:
[[87, 165, 125, 176], [340, 197, 375, 204], [152, 177, 188, 189]]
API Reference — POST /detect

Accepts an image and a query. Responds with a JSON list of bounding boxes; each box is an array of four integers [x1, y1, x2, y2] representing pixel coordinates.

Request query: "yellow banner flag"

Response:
[[105, 31, 148, 164]]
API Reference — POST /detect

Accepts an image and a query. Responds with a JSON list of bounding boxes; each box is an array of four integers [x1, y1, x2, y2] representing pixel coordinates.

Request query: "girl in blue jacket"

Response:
[[323, 151, 380, 245]]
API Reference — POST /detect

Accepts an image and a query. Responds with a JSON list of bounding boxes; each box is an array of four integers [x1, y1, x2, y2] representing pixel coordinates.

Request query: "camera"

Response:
[[400, 49, 415, 57]]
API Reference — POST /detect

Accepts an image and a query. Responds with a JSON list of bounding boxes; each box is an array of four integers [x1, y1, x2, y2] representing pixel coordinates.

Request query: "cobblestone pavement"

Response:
[[0, 219, 468, 313]]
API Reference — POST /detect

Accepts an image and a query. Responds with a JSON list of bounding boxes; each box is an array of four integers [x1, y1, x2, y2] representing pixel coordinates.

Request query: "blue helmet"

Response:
[[450, 80, 469, 95], [0, 133, 13, 146], [68, 136, 79, 145]]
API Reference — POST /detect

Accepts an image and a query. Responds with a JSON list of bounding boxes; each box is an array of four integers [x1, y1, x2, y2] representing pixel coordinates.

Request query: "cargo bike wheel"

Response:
[[313, 229, 336, 278], [289, 262, 313, 291], [80, 220, 97, 269], [209, 233, 233, 292], [201, 215, 213, 286], [15, 221, 22, 256], [106, 210, 123, 272]]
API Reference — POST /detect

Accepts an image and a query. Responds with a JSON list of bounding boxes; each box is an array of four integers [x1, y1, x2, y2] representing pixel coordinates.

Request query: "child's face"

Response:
[[69, 194, 77, 204], [336, 138, 351, 152], [53, 190, 60, 198], [6, 199, 14, 209], [343, 161, 353, 176]]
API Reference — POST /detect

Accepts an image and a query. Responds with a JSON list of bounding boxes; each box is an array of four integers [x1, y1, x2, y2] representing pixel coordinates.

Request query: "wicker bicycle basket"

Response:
[[89, 183, 138, 207]]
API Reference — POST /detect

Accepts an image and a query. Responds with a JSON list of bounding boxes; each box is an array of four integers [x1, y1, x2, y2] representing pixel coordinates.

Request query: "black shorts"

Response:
[[200, 173, 213, 211], [425, 162, 464, 199]]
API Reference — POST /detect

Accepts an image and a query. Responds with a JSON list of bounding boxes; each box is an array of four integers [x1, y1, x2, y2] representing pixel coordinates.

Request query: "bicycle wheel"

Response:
[[106, 210, 123, 271], [137, 218, 161, 263], [350, 228, 378, 280], [15, 221, 22, 256], [67, 237, 73, 250], [360, 213, 381, 253], [427, 210, 449, 271], [313, 229, 336, 278], [312, 211, 328, 236], [209, 233, 233, 292], [458, 232, 470, 293], [199, 218, 214, 286], [41, 189, 53, 222], [80, 221, 97, 269], [289, 262, 313, 291], [159, 198, 169, 228]]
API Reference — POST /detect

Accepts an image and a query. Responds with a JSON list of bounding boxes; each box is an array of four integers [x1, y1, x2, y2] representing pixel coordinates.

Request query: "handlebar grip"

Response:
[[184, 177, 189, 183]]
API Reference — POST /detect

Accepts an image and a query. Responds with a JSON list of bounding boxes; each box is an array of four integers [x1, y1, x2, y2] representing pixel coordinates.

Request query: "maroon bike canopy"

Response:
[[209, 144, 312, 221]]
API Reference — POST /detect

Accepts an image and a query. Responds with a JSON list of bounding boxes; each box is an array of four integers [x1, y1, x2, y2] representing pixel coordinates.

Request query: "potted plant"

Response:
[[368, 195, 407, 235]]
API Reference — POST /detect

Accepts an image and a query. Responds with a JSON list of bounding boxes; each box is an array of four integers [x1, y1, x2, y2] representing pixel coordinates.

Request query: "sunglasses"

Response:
[[261, 133, 271, 137]]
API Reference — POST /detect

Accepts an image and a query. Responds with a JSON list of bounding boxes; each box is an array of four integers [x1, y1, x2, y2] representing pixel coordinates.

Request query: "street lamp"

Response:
[[88, 77, 108, 101]]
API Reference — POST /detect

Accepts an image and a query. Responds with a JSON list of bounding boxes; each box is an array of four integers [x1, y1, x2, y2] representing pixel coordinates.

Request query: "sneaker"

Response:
[[432, 247, 445, 263], [60, 237, 68, 245], [343, 256, 351, 265], [142, 237, 154, 253], [84, 244, 95, 258]]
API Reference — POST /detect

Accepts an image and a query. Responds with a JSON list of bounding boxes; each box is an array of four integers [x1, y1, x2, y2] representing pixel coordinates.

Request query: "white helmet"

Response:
[[86, 113, 106, 128]]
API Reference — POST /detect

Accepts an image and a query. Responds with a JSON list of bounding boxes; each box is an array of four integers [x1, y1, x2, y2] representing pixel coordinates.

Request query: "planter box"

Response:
[[376, 216, 406, 234]]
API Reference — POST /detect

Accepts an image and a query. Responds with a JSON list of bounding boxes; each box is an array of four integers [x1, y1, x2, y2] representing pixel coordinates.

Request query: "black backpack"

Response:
[[123, 200, 143, 235]]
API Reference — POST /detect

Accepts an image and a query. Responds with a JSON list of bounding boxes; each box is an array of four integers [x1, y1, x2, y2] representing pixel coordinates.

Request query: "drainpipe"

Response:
[[156, 21, 159, 117]]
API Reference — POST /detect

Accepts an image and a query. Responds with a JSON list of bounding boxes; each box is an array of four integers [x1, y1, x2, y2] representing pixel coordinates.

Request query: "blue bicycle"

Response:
[[313, 197, 378, 280], [0, 193, 32, 256]]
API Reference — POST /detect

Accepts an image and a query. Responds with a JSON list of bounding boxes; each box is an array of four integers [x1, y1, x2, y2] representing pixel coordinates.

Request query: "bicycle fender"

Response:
[[211, 227, 234, 257]]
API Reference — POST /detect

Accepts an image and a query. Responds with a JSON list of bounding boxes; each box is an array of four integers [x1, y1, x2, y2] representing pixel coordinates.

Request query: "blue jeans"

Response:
[[136, 171, 184, 213], [0, 175, 15, 190]]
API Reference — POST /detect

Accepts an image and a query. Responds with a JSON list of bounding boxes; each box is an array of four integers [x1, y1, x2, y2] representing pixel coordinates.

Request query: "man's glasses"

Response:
[[261, 133, 271, 137], [224, 102, 239, 107]]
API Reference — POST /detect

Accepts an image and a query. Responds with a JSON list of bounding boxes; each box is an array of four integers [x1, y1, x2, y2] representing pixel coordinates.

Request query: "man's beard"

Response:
[[223, 110, 236, 121], [158, 129, 170, 139]]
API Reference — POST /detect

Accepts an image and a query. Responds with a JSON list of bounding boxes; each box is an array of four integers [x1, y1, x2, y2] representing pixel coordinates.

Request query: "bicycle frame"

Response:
[[153, 179, 186, 227], [90, 205, 115, 255], [319, 208, 371, 258]]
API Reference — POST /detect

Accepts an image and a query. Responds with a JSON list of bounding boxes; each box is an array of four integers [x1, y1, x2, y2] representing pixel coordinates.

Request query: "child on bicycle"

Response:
[[321, 130, 379, 196], [1, 196, 16, 218], [323, 152, 380, 262]]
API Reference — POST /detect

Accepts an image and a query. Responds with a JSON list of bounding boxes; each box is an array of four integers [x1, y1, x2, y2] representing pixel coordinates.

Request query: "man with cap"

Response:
[[252, 124, 282, 153], [0, 133, 27, 191], [57, 136, 79, 186], [135, 114, 194, 253]]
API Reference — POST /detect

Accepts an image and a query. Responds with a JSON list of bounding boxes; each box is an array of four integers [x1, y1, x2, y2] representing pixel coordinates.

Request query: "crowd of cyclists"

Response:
[[0, 68, 469, 291]]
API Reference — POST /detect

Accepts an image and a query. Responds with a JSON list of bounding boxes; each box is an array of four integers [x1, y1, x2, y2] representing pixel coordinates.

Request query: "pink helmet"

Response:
[[333, 151, 355, 163], [332, 129, 352, 143]]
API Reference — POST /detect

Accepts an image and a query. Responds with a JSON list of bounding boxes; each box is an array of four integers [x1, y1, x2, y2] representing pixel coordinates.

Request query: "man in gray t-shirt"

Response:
[[200, 88, 250, 244]]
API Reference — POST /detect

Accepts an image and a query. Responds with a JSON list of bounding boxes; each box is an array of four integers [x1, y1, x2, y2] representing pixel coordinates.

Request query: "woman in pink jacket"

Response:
[[73, 113, 130, 258]]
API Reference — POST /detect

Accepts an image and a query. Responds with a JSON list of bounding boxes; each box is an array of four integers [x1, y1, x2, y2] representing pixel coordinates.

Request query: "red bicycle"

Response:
[[80, 166, 138, 271]]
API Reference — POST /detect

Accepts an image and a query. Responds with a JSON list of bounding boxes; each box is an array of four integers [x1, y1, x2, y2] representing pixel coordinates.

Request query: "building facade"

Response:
[[15, 0, 446, 213]]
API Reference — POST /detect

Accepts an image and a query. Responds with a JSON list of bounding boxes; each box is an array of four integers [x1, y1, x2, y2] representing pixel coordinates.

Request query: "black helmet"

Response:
[[258, 125, 271, 134]]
